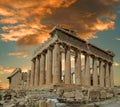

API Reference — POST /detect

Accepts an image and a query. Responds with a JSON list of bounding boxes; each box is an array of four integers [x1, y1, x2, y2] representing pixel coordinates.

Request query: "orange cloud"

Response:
[[0, 83, 9, 89], [0, 65, 30, 75], [0, 0, 118, 45], [0, 66, 15, 74], [0, 17, 19, 24], [90, 19, 114, 31], [8, 51, 28, 58], [0, 7, 14, 16]]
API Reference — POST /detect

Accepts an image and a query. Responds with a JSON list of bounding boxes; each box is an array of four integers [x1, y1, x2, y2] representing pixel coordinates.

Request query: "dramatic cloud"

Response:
[[8, 51, 28, 58], [113, 61, 120, 67], [0, 0, 118, 45]]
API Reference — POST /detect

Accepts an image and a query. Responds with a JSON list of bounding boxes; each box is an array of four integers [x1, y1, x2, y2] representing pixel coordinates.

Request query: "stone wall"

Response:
[[9, 72, 22, 90]]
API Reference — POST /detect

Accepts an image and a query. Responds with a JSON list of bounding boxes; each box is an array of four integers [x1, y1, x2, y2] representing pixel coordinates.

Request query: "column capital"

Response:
[[40, 51, 46, 56], [91, 55, 98, 59], [48, 46, 53, 51], [31, 58, 36, 62], [64, 45, 71, 50], [84, 52, 90, 56]]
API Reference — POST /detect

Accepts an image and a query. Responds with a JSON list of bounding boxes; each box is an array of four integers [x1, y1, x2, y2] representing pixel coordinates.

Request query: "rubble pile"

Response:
[[0, 87, 120, 107]]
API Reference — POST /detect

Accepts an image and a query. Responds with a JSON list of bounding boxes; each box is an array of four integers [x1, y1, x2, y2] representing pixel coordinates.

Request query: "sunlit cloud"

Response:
[[8, 51, 28, 58], [0, 65, 29, 75], [0, 66, 15, 75], [0, 83, 9, 89], [0, 0, 118, 46], [116, 38, 120, 40], [21, 67, 30, 72], [113, 61, 120, 67], [90, 19, 114, 31]]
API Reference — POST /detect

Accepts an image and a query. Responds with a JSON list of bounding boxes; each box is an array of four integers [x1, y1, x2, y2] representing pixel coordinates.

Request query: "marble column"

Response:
[[109, 63, 114, 87], [40, 53, 45, 85], [99, 60, 105, 87], [34, 56, 40, 87], [46, 48, 52, 84], [30, 59, 35, 87], [85, 54, 90, 86], [65, 47, 71, 84], [53, 43, 61, 84], [75, 51, 82, 85], [27, 70, 31, 88], [93, 57, 98, 87], [105, 62, 110, 88]]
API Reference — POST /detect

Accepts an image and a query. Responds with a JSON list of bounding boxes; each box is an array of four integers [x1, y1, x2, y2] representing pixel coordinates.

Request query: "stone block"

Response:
[[89, 91, 100, 101], [114, 88, 120, 95], [63, 92, 75, 98], [75, 90, 84, 99], [106, 93, 113, 99], [56, 89, 64, 97], [47, 100, 52, 107], [100, 90, 107, 99], [47, 99, 57, 107], [39, 100, 46, 107], [86, 103, 95, 107]]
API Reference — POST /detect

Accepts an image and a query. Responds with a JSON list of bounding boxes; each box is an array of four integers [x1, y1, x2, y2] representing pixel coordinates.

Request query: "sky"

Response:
[[0, 0, 120, 89]]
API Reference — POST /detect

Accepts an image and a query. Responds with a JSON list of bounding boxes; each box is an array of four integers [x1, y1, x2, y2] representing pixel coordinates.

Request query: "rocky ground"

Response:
[[99, 95, 120, 107], [0, 87, 120, 107]]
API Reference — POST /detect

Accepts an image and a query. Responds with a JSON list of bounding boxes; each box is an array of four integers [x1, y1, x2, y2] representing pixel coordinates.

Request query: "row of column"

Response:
[[27, 43, 114, 88]]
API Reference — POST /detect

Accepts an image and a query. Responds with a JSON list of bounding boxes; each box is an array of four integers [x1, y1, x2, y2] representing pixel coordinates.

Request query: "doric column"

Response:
[[110, 63, 114, 87], [30, 59, 35, 87], [34, 56, 40, 87], [99, 60, 104, 87], [46, 48, 52, 84], [27, 70, 31, 88], [65, 47, 71, 84], [93, 57, 98, 87], [105, 62, 110, 88], [75, 51, 82, 85], [53, 43, 61, 84], [85, 54, 90, 87], [40, 53, 45, 85]]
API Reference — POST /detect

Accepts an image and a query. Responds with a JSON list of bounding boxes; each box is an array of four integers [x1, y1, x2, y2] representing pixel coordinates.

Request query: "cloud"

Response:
[[0, 66, 15, 75], [0, 0, 118, 45], [113, 61, 120, 67], [8, 51, 28, 58], [116, 38, 120, 40], [0, 65, 30, 75], [0, 83, 9, 89]]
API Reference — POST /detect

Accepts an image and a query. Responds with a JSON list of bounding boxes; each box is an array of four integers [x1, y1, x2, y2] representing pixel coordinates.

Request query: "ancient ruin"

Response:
[[7, 68, 27, 90], [27, 25, 114, 89], [2, 26, 116, 107]]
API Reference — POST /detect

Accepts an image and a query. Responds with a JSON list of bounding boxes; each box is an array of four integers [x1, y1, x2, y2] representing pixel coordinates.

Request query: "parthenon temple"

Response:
[[27, 26, 114, 89]]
